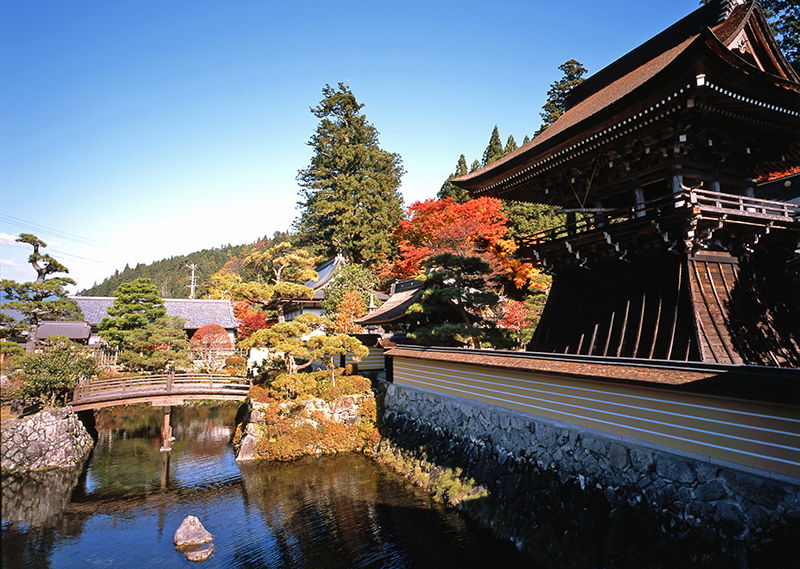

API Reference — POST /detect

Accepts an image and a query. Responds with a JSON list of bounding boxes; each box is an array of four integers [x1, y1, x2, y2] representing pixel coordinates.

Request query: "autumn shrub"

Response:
[[311, 372, 371, 401], [245, 373, 378, 461], [225, 355, 246, 376]]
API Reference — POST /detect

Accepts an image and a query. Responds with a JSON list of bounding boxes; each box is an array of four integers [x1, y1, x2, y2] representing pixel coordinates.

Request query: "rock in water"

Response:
[[184, 544, 214, 562], [174, 515, 213, 546]]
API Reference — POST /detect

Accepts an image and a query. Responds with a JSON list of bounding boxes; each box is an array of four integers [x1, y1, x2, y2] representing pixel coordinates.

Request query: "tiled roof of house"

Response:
[[71, 297, 239, 330], [37, 321, 91, 341], [356, 283, 423, 326]]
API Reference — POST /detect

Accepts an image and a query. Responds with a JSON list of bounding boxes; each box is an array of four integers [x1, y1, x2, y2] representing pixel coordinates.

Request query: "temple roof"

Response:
[[71, 297, 239, 330], [356, 279, 422, 326], [453, 1, 800, 205]]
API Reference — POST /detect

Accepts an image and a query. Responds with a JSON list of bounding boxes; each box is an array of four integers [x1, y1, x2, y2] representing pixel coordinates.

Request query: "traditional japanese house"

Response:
[[452, 0, 800, 366]]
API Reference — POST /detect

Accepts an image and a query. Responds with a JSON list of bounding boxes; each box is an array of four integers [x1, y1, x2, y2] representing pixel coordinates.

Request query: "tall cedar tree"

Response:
[[481, 125, 504, 168], [437, 154, 470, 203], [1, 234, 83, 352], [535, 59, 587, 136], [296, 83, 405, 268], [504, 135, 518, 155]]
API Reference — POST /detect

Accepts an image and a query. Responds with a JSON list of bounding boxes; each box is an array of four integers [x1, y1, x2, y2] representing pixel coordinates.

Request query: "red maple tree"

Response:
[[233, 301, 269, 340], [389, 197, 545, 290]]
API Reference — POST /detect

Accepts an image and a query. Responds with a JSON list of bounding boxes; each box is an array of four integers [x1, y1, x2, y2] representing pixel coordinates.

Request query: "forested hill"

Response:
[[79, 240, 262, 299]]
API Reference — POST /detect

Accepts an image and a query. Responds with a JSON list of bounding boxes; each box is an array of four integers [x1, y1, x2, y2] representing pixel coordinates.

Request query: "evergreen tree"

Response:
[[481, 125, 504, 168], [535, 59, 587, 136], [408, 253, 506, 349], [522, 134, 531, 145], [296, 83, 405, 268], [1, 234, 83, 352], [233, 241, 317, 323], [98, 278, 167, 347], [321, 263, 381, 320], [504, 135, 518, 155], [502, 201, 563, 240], [437, 154, 471, 203], [470, 159, 481, 172], [115, 315, 191, 372]]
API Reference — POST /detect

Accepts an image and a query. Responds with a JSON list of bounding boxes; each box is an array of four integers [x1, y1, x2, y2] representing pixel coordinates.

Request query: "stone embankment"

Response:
[[380, 382, 800, 568], [1, 407, 94, 473]]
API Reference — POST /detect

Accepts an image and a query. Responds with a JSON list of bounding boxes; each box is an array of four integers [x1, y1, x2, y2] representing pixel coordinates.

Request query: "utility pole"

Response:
[[187, 264, 198, 299]]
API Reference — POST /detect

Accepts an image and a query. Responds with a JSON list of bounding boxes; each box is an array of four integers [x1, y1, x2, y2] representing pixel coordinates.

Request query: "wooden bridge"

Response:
[[71, 374, 250, 412]]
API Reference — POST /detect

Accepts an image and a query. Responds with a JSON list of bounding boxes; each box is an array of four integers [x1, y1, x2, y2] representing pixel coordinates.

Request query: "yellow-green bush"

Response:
[[242, 371, 378, 461]]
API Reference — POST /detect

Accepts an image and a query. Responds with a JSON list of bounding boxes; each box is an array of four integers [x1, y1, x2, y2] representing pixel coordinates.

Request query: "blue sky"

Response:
[[0, 0, 701, 292]]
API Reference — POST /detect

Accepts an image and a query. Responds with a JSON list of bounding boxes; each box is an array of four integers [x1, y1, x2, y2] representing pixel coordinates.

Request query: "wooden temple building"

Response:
[[453, 0, 800, 367]]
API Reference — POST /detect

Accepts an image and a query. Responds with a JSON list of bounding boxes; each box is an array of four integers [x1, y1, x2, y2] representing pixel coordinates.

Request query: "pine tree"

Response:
[[408, 253, 506, 349], [481, 125, 504, 168], [0, 234, 83, 352], [295, 83, 405, 268], [437, 154, 470, 203], [535, 59, 587, 136], [522, 134, 531, 145]]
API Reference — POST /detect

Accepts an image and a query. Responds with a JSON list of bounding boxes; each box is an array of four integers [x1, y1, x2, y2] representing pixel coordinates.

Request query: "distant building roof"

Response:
[[298, 254, 389, 304], [305, 253, 348, 300], [71, 297, 239, 330], [37, 321, 91, 341], [356, 279, 423, 326]]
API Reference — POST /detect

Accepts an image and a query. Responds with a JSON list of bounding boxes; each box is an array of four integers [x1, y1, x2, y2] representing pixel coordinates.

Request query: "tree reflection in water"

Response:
[[3, 403, 534, 569]]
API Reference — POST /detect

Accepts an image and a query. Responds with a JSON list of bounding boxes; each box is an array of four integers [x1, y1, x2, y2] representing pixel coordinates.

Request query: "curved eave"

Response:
[[453, 32, 799, 204], [451, 34, 704, 200]]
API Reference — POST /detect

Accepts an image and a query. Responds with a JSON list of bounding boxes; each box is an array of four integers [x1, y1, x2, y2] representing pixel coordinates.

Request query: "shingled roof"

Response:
[[71, 297, 239, 330], [453, 1, 800, 203]]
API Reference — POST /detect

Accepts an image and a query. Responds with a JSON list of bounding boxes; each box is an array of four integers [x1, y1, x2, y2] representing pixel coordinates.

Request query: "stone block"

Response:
[[695, 479, 728, 502], [723, 471, 786, 510], [535, 424, 558, 450], [580, 434, 607, 455], [656, 455, 695, 484], [630, 448, 655, 473], [236, 434, 257, 461], [608, 443, 629, 470]]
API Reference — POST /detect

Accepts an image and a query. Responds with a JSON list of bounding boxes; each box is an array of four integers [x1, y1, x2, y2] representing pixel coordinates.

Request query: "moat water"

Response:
[[2, 403, 534, 568]]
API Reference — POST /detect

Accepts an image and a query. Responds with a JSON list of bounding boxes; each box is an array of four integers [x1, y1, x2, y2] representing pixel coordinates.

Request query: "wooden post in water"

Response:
[[160, 445, 170, 490], [160, 406, 172, 452]]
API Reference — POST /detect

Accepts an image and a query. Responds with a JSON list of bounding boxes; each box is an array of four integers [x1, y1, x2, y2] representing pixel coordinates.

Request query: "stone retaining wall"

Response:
[[382, 382, 800, 568], [1, 408, 94, 473]]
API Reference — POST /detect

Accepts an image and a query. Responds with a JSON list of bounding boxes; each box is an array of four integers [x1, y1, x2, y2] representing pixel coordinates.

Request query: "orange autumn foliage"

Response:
[[389, 197, 545, 290]]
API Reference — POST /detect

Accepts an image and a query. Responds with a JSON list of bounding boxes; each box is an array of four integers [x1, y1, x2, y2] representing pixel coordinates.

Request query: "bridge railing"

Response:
[[73, 373, 249, 403]]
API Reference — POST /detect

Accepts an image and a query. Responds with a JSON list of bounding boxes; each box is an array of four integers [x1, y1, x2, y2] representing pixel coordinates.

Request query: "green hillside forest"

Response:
[[79, 240, 263, 299]]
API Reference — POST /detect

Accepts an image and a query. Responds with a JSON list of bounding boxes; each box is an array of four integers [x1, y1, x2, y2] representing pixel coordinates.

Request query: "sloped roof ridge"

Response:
[[565, 0, 724, 109], [453, 33, 699, 186]]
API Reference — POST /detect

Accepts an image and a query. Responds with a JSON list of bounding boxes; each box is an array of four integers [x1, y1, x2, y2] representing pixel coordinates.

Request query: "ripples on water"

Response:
[[2, 404, 534, 569]]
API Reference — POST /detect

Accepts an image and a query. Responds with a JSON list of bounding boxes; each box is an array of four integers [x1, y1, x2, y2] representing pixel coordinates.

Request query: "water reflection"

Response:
[[2, 403, 533, 569], [237, 455, 534, 568], [1, 468, 85, 529]]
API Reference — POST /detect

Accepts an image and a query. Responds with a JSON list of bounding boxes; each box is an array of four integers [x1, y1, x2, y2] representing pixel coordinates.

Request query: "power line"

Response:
[[0, 214, 126, 253]]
